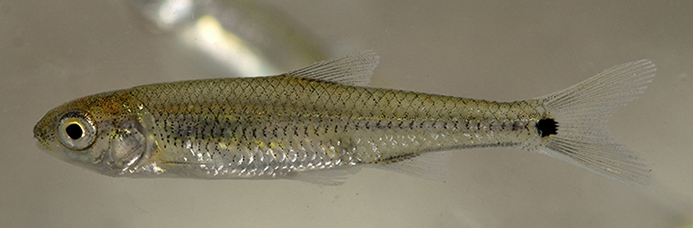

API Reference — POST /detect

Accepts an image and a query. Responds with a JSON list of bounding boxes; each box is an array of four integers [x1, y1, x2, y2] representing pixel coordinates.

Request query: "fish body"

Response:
[[34, 51, 655, 185]]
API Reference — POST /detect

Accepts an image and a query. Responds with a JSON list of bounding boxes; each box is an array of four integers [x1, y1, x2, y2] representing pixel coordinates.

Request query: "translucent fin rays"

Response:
[[538, 59, 656, 186]]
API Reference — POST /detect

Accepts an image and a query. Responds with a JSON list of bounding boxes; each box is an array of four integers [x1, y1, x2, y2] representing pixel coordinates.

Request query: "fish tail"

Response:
[[535, 60, 656, 185]]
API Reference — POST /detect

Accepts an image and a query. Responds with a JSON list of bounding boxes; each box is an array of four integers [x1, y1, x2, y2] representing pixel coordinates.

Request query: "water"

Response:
[[2, 1, 693, 227]]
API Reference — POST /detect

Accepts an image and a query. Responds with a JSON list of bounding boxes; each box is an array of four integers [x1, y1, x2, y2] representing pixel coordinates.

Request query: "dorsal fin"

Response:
[[286, 50, 379, 86]]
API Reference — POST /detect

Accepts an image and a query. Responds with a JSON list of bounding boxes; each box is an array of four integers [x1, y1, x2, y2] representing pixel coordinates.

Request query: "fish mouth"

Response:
[[35, 140, 50, 151], [33, 116, 53, 151], [33, 130, 51, 151]]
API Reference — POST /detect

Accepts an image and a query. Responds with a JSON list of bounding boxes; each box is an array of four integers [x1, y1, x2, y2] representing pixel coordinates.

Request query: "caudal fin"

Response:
[[538, 60, 656, 185]]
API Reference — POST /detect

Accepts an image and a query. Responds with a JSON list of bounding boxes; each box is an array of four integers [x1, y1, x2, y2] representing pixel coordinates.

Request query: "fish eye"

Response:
[[57, 111, 96, 151]]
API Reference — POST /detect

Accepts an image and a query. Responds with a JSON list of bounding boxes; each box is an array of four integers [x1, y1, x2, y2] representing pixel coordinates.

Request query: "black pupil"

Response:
[[65, 124, 83, 140]]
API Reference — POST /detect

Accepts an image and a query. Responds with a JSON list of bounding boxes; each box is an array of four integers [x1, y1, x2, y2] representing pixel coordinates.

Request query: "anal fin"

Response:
[[374, 152, 451, 182], [289, 166, 362, 186]]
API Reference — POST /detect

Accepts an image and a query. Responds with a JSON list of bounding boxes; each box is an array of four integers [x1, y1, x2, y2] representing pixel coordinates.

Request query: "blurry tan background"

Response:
[[2, 1, 693, 227]]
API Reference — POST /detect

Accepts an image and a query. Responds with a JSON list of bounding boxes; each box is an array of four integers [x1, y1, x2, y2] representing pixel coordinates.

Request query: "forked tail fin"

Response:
[[537, 60, 656, 185]]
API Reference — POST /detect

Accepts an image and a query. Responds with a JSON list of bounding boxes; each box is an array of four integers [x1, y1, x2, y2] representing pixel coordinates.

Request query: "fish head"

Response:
[[34, 91, 152, 176]]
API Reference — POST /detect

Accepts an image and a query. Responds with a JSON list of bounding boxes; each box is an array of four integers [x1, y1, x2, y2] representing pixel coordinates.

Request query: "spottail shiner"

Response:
[[34, 51, 655, 185]]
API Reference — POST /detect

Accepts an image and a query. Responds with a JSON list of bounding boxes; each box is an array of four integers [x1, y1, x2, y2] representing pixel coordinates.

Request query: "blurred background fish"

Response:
[[127, 0, 328, 76]]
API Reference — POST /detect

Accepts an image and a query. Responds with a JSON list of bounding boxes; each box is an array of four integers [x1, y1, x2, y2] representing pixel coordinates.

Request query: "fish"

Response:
[[33, 50, 656, 185]]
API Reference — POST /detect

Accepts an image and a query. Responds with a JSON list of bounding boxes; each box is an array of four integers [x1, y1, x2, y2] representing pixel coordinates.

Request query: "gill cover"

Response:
[[104, 116, 151, 174]]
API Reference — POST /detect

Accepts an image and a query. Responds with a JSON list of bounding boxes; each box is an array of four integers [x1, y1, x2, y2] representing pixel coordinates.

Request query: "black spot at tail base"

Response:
[[536, 118, 558, 137]]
